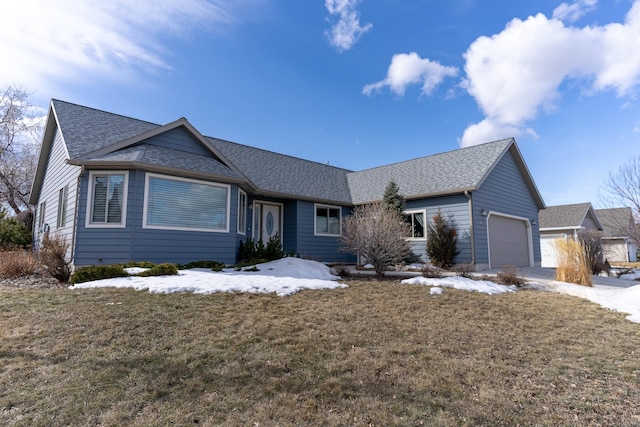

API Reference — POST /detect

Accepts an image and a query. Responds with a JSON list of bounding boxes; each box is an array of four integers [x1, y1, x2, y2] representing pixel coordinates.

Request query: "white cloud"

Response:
[[459, 1, 640, 147], [325, 0, 373, 52], [362, 52, 459, 96], [0, 0, 252, 92], [458, 119, 538, 148], [553, 0, 598, 23]]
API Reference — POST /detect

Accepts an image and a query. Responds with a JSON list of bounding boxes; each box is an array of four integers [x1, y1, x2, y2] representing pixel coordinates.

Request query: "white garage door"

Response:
[[488, 214, 530, 268], [540, 235, 562, 268]]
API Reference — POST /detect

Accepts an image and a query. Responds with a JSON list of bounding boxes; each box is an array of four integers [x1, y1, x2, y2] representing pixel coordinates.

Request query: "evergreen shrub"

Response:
[[426, 211, 459, 268], [70, 265, 128, 285]]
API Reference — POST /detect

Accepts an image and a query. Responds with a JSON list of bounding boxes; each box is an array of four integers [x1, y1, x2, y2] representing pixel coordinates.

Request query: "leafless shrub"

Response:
[[340, 202, 412, 278], [39, 233, 71, 283], [455, 262, 474, 278], [495, 265, 526, 287], [0, 250, 40, 278], [421, 264, 443, 278], [332, 264, 351, 278], [577, 229, 606, 274]]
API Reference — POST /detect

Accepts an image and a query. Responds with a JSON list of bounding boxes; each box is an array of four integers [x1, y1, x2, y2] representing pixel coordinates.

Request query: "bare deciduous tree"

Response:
[[340, 202, 412, 278], [0, 85, 43, 217], [601, 156, 640, 245], [0, 141, 38, 215]]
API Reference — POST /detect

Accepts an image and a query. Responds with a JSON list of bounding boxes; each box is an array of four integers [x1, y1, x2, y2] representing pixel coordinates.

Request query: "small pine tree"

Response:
[[0, 209, 32, 250], [265, 233, 284, 260], [426, 211, 459, 268], [382, 181, 405, 215]]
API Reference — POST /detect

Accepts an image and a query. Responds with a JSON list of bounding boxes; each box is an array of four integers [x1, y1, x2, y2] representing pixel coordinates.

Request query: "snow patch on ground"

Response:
[[548, 281, 640, 323], [70, 258, 345, 297], [69, 258, 640, 323], [402, 275, 516, 295]]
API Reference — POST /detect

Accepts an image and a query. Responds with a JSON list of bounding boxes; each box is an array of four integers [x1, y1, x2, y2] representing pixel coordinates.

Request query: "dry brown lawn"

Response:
[[1, 280, 639, 426]]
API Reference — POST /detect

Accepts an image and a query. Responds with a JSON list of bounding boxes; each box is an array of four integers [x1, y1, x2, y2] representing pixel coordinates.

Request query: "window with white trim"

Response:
[[144, 173, 229, 232], [38, 201, 46, 229], [88, 172, 127, 227], [315, 204, 341, 236], [237, 189, 247, 234], [57, 186, 68, 228], [404, 210, 425, 239]]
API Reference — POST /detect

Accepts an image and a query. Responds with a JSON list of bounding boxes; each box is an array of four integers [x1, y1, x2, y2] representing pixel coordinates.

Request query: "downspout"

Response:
[[464, 191, 476, 268], [70, 166, 84, 269]]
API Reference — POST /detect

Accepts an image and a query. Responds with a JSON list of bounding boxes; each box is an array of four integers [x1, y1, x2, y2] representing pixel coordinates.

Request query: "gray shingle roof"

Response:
[[595, 208, 633, 238], [46, 100, 542, 207], [347, 139, 513, 204], [209, 137, 353, 203], [52, 100, 353, 203], [52, 99, 158, 158], [85, 144, 242, 180], [539, 203, 593, 229]]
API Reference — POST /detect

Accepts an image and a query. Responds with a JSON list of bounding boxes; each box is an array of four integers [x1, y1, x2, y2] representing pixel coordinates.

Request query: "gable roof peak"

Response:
[[51, 98, 159, 127], [346, 137, 544, 206]]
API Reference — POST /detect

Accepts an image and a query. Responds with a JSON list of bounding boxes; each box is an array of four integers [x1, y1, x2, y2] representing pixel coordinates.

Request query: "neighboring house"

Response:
[[538, 203, 602, 268], [595, 207, 638, 263], [29, 100, 545, 270]]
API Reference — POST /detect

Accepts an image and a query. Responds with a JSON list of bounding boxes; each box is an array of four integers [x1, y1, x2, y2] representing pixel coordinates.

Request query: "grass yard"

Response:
[[1, 280, 639, 426]]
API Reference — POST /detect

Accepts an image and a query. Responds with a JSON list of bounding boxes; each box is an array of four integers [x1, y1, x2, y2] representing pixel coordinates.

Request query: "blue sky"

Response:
[[2, 0, 639, 207]]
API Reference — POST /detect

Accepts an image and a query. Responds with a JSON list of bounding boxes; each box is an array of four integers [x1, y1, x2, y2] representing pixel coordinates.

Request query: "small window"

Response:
[[315, 204, 341, 236], [237, 189, 247, 234], [143, 173, 229, 232], [405, 211, 425, 238], [87, 171, 128, 227], [57, 186, 68, 228], [38, 201, 46, 228]]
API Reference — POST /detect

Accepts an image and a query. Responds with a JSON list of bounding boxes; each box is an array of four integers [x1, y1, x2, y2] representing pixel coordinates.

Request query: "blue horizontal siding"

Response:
[[141, 127, 212, 156], [295, 201, 355, 263], [405, 195, 471, 264], [472, 149, 541, 266], [74, 169, 239, 266]]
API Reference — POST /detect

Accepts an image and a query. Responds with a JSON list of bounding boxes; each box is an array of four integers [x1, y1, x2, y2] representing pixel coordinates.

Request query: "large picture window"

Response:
[[87, 172, 127, 227], [315, 204, 341, 236], [144, 173, 230, 232], [405, 210, 425, 238]]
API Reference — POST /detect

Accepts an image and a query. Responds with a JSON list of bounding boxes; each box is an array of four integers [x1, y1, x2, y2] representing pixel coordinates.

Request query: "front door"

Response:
[[254, 202, 281, 243]]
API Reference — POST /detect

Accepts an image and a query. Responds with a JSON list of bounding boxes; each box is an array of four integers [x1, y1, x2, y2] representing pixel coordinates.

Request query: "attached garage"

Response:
[[488, 214, 532, 268]]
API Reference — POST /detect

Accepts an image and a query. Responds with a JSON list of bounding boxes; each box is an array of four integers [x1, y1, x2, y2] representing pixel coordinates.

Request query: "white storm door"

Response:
[[259, 203, 281, 242]]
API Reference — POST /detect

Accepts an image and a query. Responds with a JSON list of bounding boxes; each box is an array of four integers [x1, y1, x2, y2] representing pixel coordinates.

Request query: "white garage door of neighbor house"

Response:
[[488, 215, 530, 268], [540, 235, 562, 268]]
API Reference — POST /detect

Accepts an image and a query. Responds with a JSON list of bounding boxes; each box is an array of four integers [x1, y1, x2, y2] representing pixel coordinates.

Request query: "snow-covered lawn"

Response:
[[69, 257, 346, 297], [401, 276, 517, 295], [547, 281, 640, 323], [69, 258, 640, 324]]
